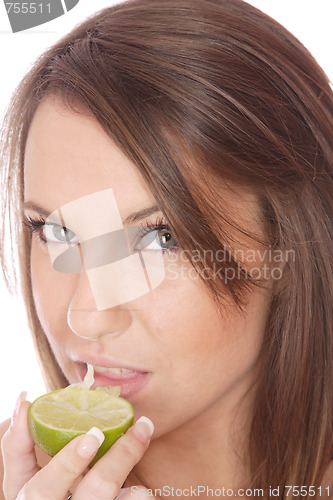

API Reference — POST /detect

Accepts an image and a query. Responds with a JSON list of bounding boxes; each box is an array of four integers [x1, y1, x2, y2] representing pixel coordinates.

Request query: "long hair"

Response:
[[1, 0, 332, 495]]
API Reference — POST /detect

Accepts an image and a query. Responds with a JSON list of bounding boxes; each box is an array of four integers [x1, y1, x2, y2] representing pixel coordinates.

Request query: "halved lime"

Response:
[[28, 383, 134, 466]]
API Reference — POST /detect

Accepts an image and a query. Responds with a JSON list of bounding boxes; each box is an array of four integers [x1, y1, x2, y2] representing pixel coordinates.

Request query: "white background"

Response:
[[0, 0, 332, 422]]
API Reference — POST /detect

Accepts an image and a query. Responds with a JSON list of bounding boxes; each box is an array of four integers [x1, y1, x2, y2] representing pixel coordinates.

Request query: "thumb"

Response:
[[1, 392, 40, 500]]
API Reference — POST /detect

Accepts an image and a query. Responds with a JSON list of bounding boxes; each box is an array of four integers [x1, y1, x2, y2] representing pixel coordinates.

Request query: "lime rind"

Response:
[[28, 385, 134, 466]]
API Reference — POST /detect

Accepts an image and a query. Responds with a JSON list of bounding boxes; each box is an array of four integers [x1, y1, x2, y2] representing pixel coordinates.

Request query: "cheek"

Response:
[[30, 239, 75, 334], [137, 270, 269, 410], [140, 263, 266, 359], [137, 270, 227, 368]]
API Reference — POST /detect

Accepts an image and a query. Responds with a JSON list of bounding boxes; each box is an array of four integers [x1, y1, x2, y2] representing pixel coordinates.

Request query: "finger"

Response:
[[72, 416, 154, 500], [20, 427, 105, 500], [1, 392, 40, 500]]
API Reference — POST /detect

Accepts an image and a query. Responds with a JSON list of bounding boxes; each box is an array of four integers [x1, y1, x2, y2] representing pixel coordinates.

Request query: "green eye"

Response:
[[157, 229, 177, 249], [136, 227, 178, 252]]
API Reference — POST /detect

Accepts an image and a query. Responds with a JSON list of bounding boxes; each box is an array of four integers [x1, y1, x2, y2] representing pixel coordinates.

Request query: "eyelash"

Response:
[[23, 215, 48, 243], [23, 215, 179, 253]]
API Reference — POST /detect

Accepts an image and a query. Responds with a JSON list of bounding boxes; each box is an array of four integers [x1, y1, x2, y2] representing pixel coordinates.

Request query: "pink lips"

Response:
[[77, 362, 151, 399]]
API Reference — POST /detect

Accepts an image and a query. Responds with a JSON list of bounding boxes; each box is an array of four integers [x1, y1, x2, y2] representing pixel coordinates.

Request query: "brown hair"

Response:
[[1, 0, 332, 495]]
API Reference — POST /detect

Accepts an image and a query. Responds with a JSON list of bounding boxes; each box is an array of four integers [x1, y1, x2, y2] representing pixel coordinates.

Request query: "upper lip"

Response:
[[73, 355, 149, 373]]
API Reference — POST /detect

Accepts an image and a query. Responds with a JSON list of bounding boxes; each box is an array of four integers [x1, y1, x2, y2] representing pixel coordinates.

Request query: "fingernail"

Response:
[[132, 416, 154, 444], [11, 391, 27, 425], [76, 427, 105, 458]]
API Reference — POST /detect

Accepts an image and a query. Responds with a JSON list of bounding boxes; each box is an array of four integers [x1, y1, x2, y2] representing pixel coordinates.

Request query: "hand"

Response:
[[1, 392, 154, 500]]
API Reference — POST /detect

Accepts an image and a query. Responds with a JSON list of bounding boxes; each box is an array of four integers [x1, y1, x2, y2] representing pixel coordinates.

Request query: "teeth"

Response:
[[94, 365, 134, 374]]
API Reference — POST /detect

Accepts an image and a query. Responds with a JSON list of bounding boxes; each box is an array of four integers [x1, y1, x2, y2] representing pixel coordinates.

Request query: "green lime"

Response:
[[28, 384, 134, 466]]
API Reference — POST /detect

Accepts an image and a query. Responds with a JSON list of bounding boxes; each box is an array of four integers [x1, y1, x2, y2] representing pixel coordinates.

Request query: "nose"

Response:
[[67, 270, 132, 340]]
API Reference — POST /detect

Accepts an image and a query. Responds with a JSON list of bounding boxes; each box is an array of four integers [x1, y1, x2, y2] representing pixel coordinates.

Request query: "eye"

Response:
[[43, 223, 79, 244], [139, 228, 178, 251]]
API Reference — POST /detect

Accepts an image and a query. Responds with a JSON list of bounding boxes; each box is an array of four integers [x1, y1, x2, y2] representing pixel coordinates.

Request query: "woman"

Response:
[[1, 0, 332, 498]]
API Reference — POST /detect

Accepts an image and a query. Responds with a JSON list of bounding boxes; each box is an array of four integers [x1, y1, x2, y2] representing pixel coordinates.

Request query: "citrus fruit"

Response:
[[28, 367, 134, 466]]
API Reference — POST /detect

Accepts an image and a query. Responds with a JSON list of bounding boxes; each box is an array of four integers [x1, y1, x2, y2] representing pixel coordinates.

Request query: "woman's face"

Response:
[[24, 97, 273, 438]]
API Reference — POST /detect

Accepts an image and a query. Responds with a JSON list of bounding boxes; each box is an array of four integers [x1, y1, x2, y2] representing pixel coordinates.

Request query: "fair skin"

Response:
[[1, 96, 275, 499]]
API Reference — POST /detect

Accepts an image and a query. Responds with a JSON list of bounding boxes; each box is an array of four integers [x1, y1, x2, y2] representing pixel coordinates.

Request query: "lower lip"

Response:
[[78, 364, 151, 399]]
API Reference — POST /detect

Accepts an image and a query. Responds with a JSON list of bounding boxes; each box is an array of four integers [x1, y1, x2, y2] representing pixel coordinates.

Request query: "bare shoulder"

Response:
[[0, 418, 11, 500]]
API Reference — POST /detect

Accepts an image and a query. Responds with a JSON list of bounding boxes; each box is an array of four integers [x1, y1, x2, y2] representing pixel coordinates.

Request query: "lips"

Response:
[[75, 359, 151, 398]]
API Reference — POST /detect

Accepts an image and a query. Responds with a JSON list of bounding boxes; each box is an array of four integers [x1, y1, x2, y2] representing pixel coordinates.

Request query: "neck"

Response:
[[125, 384, 255, 498]]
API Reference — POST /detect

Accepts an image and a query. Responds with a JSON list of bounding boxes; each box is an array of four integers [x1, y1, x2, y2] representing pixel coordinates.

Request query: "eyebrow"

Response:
[[124, 205, 161, 224], [22, 202, 51, 218], [22, 201, 161, 225]]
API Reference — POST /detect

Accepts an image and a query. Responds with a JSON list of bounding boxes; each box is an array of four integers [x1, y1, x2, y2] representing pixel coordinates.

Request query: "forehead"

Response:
[[24, 97, 154, 215]]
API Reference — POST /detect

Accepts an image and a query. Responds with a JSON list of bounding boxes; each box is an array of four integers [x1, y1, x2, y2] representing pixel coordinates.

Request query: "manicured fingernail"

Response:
[[12, 391, 27, 425], [132, 416, 154, 444], [77, 427, 105, 458]]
